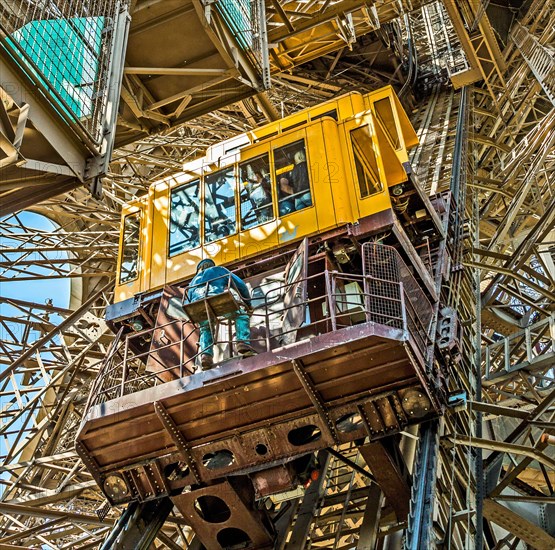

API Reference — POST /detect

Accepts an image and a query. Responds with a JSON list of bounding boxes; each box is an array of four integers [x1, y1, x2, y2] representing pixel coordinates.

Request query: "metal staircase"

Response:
[[287, 446, 373, 549], [511, 22, 555, 108], [100, 498, 174, 550], [403, 421, 440, 550]]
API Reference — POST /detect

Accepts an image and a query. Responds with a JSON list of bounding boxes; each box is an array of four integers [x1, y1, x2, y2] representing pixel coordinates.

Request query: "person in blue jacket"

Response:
[[186, 259, 254, 369]]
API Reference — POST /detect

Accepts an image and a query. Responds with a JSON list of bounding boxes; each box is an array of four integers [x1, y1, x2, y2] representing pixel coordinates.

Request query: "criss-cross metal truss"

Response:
[[0, 0, 554, 548]]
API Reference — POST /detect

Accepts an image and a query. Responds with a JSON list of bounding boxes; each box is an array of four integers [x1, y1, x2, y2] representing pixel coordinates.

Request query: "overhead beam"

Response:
[[269, 0, 369, 43], [483, 499, 555, 550], [124, 67, 229, 76]]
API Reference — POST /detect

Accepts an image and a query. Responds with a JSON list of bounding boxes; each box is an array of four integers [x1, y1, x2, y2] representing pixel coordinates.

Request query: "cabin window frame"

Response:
[[168, 178, 202, 258], [310, 108, 338, 122], [238, 152, 275, 231], [373, 97, 402, 151], [272, 136, 314, 217], [202, 164, 239, 245], [118, 211, 141, 285], [349, 124, 383, 200]]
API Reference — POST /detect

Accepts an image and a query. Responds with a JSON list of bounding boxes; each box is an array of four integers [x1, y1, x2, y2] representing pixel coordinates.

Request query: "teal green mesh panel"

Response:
[[8, 18, 103, 120], [0, 1, 126, 145], [216, 0, 267, 83], [217, 0, 253, 50]]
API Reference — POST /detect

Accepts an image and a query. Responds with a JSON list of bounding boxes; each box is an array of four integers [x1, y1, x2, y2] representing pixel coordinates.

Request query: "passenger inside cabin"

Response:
[[277, 146, 312, 215], [240, 155, 273, 229], [247, 172, 272, 222]]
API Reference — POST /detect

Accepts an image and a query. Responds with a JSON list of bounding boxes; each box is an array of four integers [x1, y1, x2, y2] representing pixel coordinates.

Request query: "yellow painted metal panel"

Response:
[[204, 234, 241, 269], [336, 93, 366, 121], [373, 118, 409, 187], [148, 181, 170, 291], [389, 92, 419, 150], [247, 91, 367, 144], [356, 184, 392, 222], [450, 67, 482, 89], [337, 120, 362, 223], [307, 119, 353, 231], [143, 189, 153, 295], [239, 220, 280, 260], [166, 248, 203, 287]]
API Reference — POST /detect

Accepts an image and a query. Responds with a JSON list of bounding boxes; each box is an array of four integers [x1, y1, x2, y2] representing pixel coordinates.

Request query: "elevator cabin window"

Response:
[[119, 212, 141, 284], [239, 153, 274, 230], [350, 126, 382, 198], [169, 179, 201, 256], [274, 139, 312, 216], [374, 98, 401, 150], [204, 166, 237, 243]]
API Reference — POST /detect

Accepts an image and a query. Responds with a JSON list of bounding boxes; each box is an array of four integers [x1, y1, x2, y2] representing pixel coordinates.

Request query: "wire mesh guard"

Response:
[[362, 242, 405, 330], [215, 0, 269, 89], [0, 0, 128, 144], [363, 241, 434, 356]]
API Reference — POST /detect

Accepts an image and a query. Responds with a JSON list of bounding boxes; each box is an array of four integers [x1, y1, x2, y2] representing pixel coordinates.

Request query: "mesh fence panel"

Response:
[[362, 242, 404, 330], [216, 0, 269, 88], [0, 0, 127, 144], [363, 242, 434, 354], [86, 245, 436, 413]]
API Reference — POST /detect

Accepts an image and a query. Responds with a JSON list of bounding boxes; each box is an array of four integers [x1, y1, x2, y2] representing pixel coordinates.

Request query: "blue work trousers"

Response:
[[199, 310, 251, 357]]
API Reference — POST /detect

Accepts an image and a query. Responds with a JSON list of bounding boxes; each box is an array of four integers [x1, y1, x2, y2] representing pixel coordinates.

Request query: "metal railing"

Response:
[[87, 246, 435, 410], [511, 22, 555, 108], [363, 242, 434, 360], [86, 320, 200, 405], [484, 314, 555, 381]]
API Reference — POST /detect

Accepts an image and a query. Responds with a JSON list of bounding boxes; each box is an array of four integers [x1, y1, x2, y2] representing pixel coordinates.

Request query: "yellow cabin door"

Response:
[[148, 182, 171, 290], [308, 118, 354, 231], [340, 116, 392, 222]]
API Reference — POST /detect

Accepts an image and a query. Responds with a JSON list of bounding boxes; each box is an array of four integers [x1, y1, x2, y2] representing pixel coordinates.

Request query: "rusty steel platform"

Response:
[[76, 321, 440, 505]]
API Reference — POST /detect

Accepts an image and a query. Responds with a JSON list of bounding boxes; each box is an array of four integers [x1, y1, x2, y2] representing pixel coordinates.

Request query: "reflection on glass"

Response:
[[204, 167, 237, 243], [275, 139, 312, 215], [120, 213, 140, 284], [374, 98, 400, 149], [350, 126, 382, 198], [169, 180, 201, 256], [286, 254, 303, 285], [239, 154, 273, 230]]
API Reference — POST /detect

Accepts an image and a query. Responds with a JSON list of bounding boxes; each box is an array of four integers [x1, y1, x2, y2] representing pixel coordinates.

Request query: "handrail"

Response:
[[484, 313, 555, 381], [511, 22, 555, 107], [86, 257, 434, 411]]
